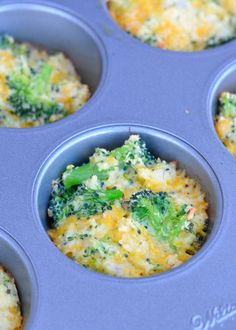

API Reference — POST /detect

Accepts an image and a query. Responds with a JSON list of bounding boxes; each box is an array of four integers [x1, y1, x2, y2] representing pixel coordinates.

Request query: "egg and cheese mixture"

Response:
[[215, 91, 236, 157], [107, 0, 236, 51], [48, 135, 208, 277], [0, 35, 90, 128], [0, 267, 22, 330]]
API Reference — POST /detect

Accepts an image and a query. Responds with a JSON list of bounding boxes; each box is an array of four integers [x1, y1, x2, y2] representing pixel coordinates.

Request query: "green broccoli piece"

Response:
[[48, 181, 74, 226], [143, 33, 158, 47], [0, 34, 14, 49], [63, 163, 109, 189], [48, 182, 123, 227], [63, 136, 156, 189], [0, 110, 6, 122], [0, 34, 27, 55], [110, 135, 155, 167], [7, 62, 66, 123], [206, 35, 235, 49], [129, 190, 188, 243], [219, 92, 236, 118]]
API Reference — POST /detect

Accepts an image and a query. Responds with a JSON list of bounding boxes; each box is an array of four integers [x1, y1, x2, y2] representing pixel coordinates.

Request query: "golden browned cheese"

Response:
[[107, 0, 236, 51], [0, 267, 23, 330]]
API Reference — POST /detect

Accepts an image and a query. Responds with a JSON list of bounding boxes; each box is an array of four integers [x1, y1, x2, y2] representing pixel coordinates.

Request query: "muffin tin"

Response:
[[0, 0, 236, 329]]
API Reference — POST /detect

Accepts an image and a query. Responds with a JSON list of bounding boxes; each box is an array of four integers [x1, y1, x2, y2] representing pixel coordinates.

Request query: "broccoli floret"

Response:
[[110, 135, 155, 167], [48, 181, 74, 226], [143, 33, 158, 47], [206, 36, 235, 49], [0, 34, 27, 55], [7, 62, 66, 123], [0, 110, 6, 122], [129, 190, 188, 243], [219, 92, 236, 118], [48, 182, 123, 227], [63, 163, 109, 189], [0, 34, 14, 49], [63, 136, 156, 189], [191, 233, 206, 251]]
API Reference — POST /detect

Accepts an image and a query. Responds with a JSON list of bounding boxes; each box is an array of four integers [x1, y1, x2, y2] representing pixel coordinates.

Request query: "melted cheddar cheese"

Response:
[[0, 267, 22, 330], [48, 135, 208, 277], [107, 0, 236, 51]]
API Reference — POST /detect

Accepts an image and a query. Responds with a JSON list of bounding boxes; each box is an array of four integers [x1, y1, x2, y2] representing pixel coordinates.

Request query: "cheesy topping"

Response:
[[107, 0, 236, 51], [0, 267, 22, 330], [48, 135, 208, 277], [215, 91, 236, 157], [0, 35, 90, 128]]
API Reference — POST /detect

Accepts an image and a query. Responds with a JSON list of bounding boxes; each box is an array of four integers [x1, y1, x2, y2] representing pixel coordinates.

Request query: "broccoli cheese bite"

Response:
[[0, 267, 22, 330], [0, 35, 90, 128], [215, 92, 236, 157], [48, 135, 208, 277], [107, 0, 236, 52]]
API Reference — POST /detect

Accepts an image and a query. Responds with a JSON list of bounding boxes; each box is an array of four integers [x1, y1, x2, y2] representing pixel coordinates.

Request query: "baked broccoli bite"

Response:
[[0, 34, 90, 127], [107, 0, 236, 51], [48, 135, 208, 277], [215, 92, 236, 157], [0, 266, 22, 330]]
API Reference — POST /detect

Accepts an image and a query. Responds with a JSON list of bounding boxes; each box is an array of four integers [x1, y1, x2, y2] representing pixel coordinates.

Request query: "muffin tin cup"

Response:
[[206, 59, 236, 155], [0, 1, 108, 131], [101, 0, 236, 58], [0, 0, 235, 329], [0, 228, 38, 329], [33, 124, 223, 281]]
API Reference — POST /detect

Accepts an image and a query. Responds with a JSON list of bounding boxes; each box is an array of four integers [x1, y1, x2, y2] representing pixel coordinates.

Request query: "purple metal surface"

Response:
[[0, 1, 235, 329]]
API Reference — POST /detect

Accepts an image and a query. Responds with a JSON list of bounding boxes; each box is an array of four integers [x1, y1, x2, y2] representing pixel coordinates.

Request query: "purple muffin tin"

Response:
[[0, 1, 235, 329]]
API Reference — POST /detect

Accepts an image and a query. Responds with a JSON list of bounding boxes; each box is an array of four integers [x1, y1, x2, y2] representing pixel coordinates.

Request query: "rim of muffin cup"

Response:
[[0, 228, 38, 328]]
